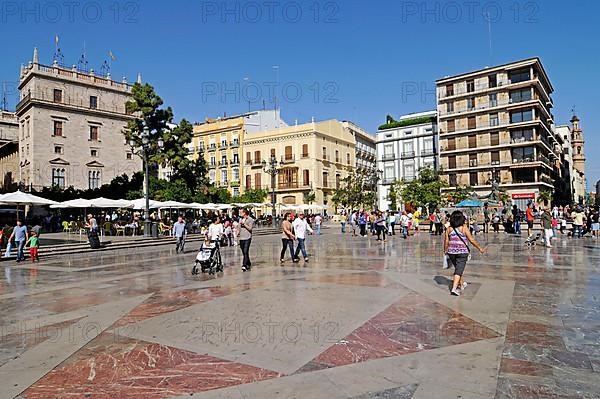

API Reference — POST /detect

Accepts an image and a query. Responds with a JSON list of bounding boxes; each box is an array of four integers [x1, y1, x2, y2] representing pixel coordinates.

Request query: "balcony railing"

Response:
[[382, 154, 395, 161], [230, 158, 240, 166], [278, 182, 299, 189], [218, 160, 229, 167], [208, 145, 217, 152], [281, 155, 295, 164], [382, 178, 395, 185], [16, 90, 130, 115], [230, 141, 240, 148], [400, 151, 415, 159], [219, 142, 228, 149], [209, 163, 217, 169], [421, 149, 436, 156], [218, 181, 229, 188]]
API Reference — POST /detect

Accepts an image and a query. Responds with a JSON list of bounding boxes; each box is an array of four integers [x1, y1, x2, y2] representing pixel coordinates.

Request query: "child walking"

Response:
[[26, 231, 39, 262]]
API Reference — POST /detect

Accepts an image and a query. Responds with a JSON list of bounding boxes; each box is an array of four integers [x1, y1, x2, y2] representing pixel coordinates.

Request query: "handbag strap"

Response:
[[450, 227, 470, 253]]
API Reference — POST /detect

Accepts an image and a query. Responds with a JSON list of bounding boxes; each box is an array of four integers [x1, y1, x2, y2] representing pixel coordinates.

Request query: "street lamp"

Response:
[[130, 125, 164, 237], [262, 155, 283, 219]]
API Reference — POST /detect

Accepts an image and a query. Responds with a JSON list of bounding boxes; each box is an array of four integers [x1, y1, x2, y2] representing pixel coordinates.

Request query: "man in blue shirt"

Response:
[[9, 220, 28, 262], [172, 215, 187, 253]]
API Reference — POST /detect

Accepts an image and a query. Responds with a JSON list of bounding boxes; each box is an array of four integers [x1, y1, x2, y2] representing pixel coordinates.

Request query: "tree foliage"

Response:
[[234, 189, 269, 204], [390, 167, 447, 211], [445, 186, 474, 205], [332, 170, 378, 210]]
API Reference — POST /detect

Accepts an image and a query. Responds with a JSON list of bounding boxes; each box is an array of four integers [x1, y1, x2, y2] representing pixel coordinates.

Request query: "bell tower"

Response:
[[570, 114, 585, 174]]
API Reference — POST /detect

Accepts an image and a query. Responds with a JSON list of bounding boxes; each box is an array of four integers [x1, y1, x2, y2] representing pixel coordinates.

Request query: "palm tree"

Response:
[[537, 191, 552, 207]]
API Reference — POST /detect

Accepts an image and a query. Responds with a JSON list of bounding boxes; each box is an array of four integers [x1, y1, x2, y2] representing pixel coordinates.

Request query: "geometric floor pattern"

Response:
[[1, 229, 599, 398]]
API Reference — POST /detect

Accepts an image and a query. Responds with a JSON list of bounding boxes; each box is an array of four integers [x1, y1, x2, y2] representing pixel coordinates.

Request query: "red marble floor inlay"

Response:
[[296, 292, 500, 373], [113, 281, 272, 328], [499, 358, 554, 378], [21, 332, 282, 399], [506, 321, 566, 349], [292, 271, 404, 288]]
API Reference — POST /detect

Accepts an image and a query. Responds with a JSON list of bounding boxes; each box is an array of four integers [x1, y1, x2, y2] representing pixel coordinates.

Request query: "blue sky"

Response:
[[1, 0, 599, 188]]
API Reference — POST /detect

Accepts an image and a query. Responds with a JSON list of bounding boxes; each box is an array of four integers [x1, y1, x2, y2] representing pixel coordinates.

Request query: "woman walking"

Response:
[[444, 210, 485, 296], [280, 213, 297, 263]]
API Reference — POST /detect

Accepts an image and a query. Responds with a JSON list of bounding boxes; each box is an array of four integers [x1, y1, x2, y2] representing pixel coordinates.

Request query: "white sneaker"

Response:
[[461, 281, 468, 290], [451, 288, 461, 296]]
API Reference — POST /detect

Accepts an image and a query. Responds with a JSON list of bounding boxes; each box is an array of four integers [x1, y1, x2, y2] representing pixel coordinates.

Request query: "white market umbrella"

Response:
[[50, 198, 93, 209], [89, 198, 133, 208], [159, 200, 188, 208], [0, 190, 58, 206], [129, 198, 163, 210]]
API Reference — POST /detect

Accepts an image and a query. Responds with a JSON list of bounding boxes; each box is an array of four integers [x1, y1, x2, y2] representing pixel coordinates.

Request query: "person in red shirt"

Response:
[[526, 202, 535, 238]]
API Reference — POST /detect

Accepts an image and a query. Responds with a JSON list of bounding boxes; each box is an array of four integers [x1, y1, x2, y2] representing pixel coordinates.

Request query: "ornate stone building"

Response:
[[15, 48, 140, 190], [0, 111, 19, 191], [570, 115, 586, 204]]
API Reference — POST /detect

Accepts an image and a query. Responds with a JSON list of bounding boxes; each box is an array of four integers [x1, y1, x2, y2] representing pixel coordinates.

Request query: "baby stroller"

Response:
[[524, 233, 541, 247], [192, 241, 223, 275]]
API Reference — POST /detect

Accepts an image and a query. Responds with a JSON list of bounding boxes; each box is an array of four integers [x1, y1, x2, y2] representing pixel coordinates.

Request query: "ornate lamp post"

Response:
[[262, 155, 283, 219], [130, 126, 164, 237]]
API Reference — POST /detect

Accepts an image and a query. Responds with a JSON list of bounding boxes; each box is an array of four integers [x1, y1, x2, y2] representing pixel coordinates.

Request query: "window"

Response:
[[490, 113, 499, 127], [490, 132, 500, 146], [469, 172, 478, 186], [335, 174, 341, 189], [468, 135, 477, 148], [404, 163, 415, 180], [52, 168, 65, 188], [246, 152, 252, 165], [403, 141, 413, 156], [509, 69, 531, 84], [89, 96, 98, 109], [404, 130, 413, 136], [335, 150, 340, 163], [448, 155, 457, 169], [270, 148, 276, 158], [447, 120, 455, 133], [233, 168, 239, 181], [303, 169, 310, 186], [469, 154, 478, 167], [285, 146, 293, 160], [447, 102, 454, 113], [447, 137, 456, 151], [492, 169, 500, 182], [126, 152, 132, 160], [254, 173, 261, 189], [467, 97, 475, 111], [53, 121, 63, 137], [510, 88, 532, 103], [302, 144, 309, 158], [233, 188, 240, 197], [210, 156, 216, 166], [449, 173, 457, 186], [488, 74, 497, 88], [54, 146, 63, 155], [384, 166, 395, 180], [90, 149, 98, 157], [511, 147, 535, 162], [491, 151, 500, 165], [322, 146, 327, 160], [209, 170, 216, 183], [254, 151, 261, 163], [89, 126, 99, 141], [510, 109, 533, 123], [322, 172, 329, 187], [88, 171, 101, 189], [346, 153, 351, 165], [468, 116, 476, 130], [423, 138, 433, 155], [233, 153, 239, 164], [446, 84, 454, 96], [489, 93, 498, 107], [466, 80, 475, 93], [53, 89, 63, 103], [511, 128, 534, 143], [246, 175, 251, 190]]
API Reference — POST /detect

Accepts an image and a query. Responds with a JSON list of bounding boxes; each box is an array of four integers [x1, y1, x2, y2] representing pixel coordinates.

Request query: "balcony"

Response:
[[218, 160, 229, 167], [217, 181, 229, 188], [208, 163, 217, 169], [382, 177, 395, 185], [219, 142, 229, 149], [404, 175, 415, 182], [208, 144, 217, 152], [230, 181, 240, 188], [382, 154, 395, 161], [400, 151, 415, 159], [251, 160, 263, 168], [469, 159, 478, 167], [230, 158, 240, 166], [230, 140, 240, 148], [278, 182, 299, 190], [421, 149, 436, 156], [281, 155, 295, 164]]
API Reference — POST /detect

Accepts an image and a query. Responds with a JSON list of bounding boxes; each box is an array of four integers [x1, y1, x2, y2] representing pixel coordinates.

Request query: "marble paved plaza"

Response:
[[0, 229, 599, 398]]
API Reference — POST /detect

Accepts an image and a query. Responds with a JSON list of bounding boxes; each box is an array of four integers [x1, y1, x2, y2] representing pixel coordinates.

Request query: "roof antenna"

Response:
[[486, 12, 493, 66]]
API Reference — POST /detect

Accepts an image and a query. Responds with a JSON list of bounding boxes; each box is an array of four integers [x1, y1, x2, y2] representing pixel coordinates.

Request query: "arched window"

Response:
[[88, 171, 101, 190], [577, 146, 582, 155]]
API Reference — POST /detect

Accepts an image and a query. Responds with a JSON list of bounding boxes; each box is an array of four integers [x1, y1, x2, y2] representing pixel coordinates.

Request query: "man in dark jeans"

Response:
[[239, 209, 254, 272]]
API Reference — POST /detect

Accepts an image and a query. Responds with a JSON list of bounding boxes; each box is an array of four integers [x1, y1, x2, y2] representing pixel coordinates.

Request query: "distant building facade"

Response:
[[16, 48, 140, 190], [569, 115, 586, 204], [436, 58, 565, 209], [0, 111, 19, 191], [376, 110, 438, 211]]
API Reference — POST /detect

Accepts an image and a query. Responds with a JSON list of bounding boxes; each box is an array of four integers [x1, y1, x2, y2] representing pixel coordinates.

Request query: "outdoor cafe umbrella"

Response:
[[50, 198, 93, 209], [89, 198, 133, 208], [129, 198, 164, 210], [0, 190, 58, 219], [455, 199, 483, 208]]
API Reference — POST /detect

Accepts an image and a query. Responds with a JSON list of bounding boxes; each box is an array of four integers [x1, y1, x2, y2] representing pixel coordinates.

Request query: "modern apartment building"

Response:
[[376, 111, 438, 211], [16, 48, 140, 190], [436, 58, 564, 209], [242, 119, 361, 206], [189, 110, 286, 197], [0, 111, 19, 191]]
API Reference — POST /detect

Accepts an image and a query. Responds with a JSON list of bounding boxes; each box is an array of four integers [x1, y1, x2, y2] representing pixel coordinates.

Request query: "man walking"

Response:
[[239, 209, 254, 272], [314, 213, 322, 235], [293, 213, 313, 262], [172, 215, 187, 253], [280, 213, 297, 263], [571, 207, 585, 239], [526, 202, 535, 238], [9, 220, 28, 262]]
